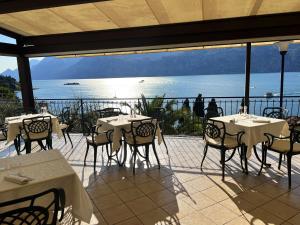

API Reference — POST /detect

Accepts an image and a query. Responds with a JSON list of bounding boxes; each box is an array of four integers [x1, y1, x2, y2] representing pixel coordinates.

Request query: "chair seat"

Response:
[[206, 136, 239, 149], [0, 131, 6, 141], [21, 131, 49, 140], [86, 133, 109, 145], [270, 139, 300, 153], [59, 123, 69, 130], [125, 134, 153, 145]]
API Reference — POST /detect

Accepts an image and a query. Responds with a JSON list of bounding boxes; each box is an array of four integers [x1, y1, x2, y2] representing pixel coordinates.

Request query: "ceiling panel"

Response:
[[0, 14, 45, 35], [50, 3, 118, 31], [203, 0, 255, 20], [94, 0, 158, 28], [147, 0, 203, 24], [9, 9, 82, 35], [257, 0, 300, 15]]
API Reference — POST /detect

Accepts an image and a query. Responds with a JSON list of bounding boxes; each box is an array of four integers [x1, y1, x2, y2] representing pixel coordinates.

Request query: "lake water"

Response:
[[20, 72, 300, 99]]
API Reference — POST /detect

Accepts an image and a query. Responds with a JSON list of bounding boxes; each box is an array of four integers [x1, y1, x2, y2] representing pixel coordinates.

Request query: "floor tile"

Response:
[[200, 203, 239, 225], [101, 204, 134, 225], [147, 189, 177, 207], [137, 208, 170, 225], [126, 196, 157, 215], [116, 187, 145, 202], [261, 199, 298, 220]]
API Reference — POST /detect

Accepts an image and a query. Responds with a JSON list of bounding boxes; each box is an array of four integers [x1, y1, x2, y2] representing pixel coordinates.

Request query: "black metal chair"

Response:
[[84, 124, 114, 171], [204, 106, 224, 119], [98, 108, 123, 118], [201, 119, 245, 180], [152, 107, 168, 154], [122, 119, 160, 175], [59, 107, 73, 148], [262, 107, 284, 119], [260, 125, 300, 188], [0, 188, 65, 225], [255, 106, 286, 168], [20, 116, 53, 154]]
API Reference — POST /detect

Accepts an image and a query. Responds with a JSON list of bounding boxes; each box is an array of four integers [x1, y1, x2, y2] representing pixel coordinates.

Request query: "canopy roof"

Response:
[[1, 0, 300, 36], [0, 0, 300, 57]]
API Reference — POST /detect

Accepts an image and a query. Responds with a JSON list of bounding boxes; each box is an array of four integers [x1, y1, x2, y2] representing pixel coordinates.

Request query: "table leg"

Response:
[[253, 144, 271, 167], [243, 145, 248, 174]]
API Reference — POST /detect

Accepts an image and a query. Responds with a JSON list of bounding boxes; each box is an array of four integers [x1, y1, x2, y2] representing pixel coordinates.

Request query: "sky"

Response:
[[0, 35, 17, 72], [0, 35, 43, 73]]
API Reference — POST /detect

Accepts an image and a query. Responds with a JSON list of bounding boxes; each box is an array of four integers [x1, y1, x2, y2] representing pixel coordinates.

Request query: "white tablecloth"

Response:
[[211, 114, 290, 158], [5, 113, 63, 143], [97, 115, 162, 151], [0, 150, 93, 223]]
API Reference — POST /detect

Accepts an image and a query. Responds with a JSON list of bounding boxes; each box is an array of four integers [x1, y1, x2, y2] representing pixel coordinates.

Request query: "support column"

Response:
[[17, 55, 35, 112], [244, 42, 251, 113]]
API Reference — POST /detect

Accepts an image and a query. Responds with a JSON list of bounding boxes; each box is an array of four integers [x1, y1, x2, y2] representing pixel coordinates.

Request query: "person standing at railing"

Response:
[[205, 98, 219, 119], [183, 98, 190, 111], [193, 94, 204, 117]]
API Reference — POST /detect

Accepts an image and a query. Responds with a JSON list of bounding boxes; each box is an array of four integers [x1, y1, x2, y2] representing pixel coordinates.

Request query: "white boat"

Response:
[[265, 92, 273, 98]]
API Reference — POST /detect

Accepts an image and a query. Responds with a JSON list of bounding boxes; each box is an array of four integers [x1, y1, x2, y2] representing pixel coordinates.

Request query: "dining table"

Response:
[[0, 150, 93, 223], [211, 113, 290, 172], [97, 114, 163, 152], [5, 113, 63, 144]]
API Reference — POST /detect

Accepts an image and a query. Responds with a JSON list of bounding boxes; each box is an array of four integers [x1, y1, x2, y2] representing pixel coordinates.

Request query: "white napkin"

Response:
[[252, 119, 271, 123], [4, 173, 33, 185]]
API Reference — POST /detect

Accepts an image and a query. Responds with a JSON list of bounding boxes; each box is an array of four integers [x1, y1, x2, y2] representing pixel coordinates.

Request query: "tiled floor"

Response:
[[1, 134, 300, 225]]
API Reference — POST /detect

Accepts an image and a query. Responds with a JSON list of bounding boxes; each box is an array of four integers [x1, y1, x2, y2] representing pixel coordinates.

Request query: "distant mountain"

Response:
[[2, 44, 300, 80]]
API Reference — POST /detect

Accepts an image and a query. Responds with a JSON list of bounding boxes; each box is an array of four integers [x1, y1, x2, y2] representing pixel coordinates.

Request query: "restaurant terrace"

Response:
[[1, 1, 300, 225]]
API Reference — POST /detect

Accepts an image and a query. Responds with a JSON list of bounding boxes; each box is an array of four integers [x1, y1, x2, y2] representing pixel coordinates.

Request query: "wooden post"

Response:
[[279, 51, 286, 108], [245, 42, 251, 113], [17, 55, 35, 112]]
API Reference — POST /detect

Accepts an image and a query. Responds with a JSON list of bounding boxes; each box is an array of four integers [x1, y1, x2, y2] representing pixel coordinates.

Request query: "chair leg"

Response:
[[38, 140, 46, 150], [93, 145, 97, 172], [221, 148, 226, 180], [201, 144, 208, 171], [287, 154, 292, 189], [25, 141, 31, 154], [66, 131, 73, 148], [161, 132, 168, 155], [278, 153, 283, 170], [84, 143, 90, 166], [258, 147, 266, 175], [133, 147, 137, 175], [62, 129, 67, 144], [14, 138, 20, 155], [152, 143, 160, 169]]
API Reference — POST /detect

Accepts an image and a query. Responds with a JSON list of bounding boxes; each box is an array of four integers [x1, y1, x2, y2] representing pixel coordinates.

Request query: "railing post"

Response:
[[80, 98, 85, 133]]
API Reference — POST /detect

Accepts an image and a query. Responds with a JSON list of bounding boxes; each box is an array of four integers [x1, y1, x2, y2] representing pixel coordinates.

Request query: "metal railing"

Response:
[[1, 96, 300, 135]]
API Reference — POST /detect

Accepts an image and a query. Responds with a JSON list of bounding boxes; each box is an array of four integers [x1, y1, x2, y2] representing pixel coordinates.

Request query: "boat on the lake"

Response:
[[139, 80, 144, 83], [64, 82, 80, 85]]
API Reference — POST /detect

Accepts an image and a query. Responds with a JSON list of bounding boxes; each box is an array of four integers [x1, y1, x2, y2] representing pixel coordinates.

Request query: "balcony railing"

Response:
[[1, 96, 300, 135]]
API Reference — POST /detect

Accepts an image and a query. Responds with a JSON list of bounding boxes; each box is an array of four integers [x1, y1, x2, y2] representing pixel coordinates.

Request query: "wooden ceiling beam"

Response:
[[0, 26, 22, 39], [22, 12, 300, 47], [0, 42, 20, 56], [0, 0, 111, 14]]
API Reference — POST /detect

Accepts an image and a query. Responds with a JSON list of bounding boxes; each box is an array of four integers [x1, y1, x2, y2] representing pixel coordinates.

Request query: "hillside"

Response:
[[2, 44, 300, 80]]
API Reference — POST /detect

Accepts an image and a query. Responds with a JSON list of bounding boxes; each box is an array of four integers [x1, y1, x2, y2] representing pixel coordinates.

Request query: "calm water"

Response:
[[20, 72, 300, 99]]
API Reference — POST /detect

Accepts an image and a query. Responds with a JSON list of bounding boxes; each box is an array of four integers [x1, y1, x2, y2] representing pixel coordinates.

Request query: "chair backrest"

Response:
[[262, 107, 283, 119], [204, 107, 224, 119], [22, 116, 52, 140], [124, 119, 157, 145], [204, 119, 226, 145], [291, 125, 300, 147], [99, 108, 122, 118], [0, 188, 65, 225]]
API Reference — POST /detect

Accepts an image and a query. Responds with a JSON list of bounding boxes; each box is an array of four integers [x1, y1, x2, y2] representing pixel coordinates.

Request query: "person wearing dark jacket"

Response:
[[193, 94, 205, 117]]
